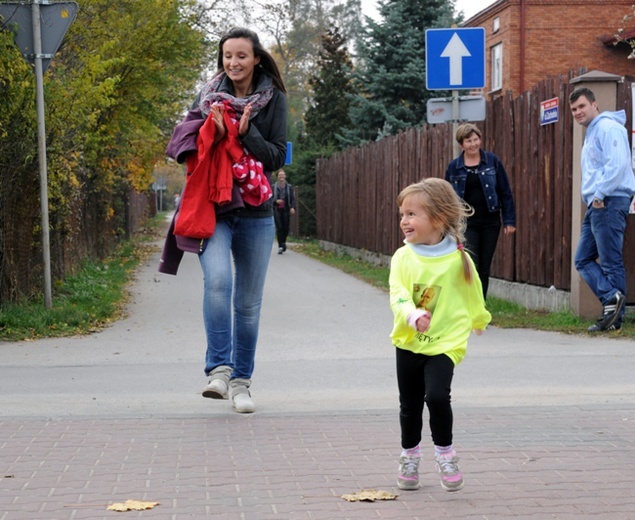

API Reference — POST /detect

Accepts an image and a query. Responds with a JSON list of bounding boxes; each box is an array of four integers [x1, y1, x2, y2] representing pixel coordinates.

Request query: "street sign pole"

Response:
[[451, 90, 460, 157], [1, 0, 79, 308], [31, 0, 52, 309], [425, 28, 486, 155]]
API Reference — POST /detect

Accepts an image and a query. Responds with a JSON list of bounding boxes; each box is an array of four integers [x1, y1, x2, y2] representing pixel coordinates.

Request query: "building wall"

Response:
[[465, 0, 634, 97]]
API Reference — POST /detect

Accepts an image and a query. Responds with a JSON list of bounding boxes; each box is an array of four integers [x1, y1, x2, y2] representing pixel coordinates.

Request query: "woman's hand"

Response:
[[239, 103, 252, 137], [504, 225, 516, 235], [211, 103, 226, 140]]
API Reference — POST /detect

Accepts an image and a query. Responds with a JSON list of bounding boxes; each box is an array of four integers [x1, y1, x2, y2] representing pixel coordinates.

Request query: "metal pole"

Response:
[[451, 90, 460, 158], [31, 0, 52, 308]]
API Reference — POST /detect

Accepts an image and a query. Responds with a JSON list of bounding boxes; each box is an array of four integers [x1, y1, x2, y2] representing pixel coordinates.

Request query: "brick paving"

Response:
[[2, 405, 634, 519]]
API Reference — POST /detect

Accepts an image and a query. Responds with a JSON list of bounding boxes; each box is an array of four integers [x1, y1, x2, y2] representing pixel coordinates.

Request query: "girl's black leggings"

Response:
[[396, 347, 455, 449]]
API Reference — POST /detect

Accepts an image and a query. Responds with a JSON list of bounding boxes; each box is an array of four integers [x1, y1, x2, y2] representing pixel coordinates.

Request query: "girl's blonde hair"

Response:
[[397, 178, 475, 283]]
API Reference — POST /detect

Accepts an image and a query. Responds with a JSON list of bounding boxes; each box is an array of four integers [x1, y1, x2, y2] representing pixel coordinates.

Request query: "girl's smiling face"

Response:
[[399, 194, 443, 245]]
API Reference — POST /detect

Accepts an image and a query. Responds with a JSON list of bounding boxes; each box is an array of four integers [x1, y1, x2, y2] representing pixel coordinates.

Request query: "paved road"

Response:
[[1, 237, 634, 519]]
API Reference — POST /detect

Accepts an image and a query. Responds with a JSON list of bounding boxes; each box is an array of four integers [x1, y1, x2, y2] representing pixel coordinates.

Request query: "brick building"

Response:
[[463, 0, 634, 97]]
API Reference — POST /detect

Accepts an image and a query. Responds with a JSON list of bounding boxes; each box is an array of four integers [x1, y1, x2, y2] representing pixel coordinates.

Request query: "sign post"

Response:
[[425, 28, 486, 155], [0, 1, 79, 307]]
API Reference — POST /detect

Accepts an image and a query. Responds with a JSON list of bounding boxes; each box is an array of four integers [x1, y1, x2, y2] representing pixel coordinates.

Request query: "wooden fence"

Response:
[[316, 74, 634, 293]]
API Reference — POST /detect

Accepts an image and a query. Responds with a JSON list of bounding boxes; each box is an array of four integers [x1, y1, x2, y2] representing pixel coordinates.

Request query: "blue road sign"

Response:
[[285, 141, 292, 165], [425, 28, 485, 90]]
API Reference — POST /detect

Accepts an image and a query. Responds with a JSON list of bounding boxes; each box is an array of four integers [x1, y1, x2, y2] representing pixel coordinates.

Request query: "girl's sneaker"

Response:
[[435, 450, 464, 491], [397, 452, 420, 490]]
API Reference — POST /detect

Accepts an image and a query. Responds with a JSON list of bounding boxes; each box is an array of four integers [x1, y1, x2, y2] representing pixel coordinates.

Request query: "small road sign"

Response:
[[285, 142, 292, 165], [0, 1, 78, 73], [425, 28, 485, 90], [427, 95, 486, 124], [540, 97, 559, 126]]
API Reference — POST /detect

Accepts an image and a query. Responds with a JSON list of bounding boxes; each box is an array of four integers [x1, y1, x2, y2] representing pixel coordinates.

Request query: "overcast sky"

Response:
[[360, 0, 497, 22]]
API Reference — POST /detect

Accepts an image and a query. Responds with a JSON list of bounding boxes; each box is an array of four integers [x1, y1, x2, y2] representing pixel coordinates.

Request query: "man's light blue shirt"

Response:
[[581, 110, 635, 205]]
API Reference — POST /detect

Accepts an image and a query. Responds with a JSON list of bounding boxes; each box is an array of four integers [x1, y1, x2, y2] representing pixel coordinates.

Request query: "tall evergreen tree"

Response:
[[304, 27, 354, 148], [284, 26, 354, 236], [342, 0, 457, 145]]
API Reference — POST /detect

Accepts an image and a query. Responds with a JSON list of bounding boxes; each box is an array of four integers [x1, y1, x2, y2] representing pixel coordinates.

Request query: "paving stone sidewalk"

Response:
[[2, 404, 634, 520], [2, 239, 635, 519]]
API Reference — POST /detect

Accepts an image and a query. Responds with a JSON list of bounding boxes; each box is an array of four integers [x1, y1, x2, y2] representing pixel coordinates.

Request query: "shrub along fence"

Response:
[[316, 73, 635, 295], [0, 188, 154, 304]]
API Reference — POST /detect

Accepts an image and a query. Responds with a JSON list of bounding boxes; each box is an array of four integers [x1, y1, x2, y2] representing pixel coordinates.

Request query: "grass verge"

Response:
[[291, 239, 633, 339], [0, 214, 165, 342]]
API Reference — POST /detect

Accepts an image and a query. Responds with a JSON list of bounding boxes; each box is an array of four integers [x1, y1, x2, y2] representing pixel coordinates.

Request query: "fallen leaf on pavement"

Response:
[[107, 499, 159, 511], [341, 489, 398, 502]]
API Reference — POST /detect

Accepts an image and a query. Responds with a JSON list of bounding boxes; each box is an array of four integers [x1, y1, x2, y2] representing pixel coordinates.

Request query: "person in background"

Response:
[[569, 87, 635, 332], [445, 123, 516, 298], [272, 169, 295, 254], [161, 27, 288, 413], [389, 178, 491, 492]]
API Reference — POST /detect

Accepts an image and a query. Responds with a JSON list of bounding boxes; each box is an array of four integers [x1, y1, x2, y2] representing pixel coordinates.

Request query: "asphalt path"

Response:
[[1, 236, 634, 419]]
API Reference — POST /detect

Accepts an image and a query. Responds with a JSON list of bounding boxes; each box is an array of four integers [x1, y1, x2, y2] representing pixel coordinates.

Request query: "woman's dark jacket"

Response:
[[444, 149, 516, 227], [159, 71, 287, 275]]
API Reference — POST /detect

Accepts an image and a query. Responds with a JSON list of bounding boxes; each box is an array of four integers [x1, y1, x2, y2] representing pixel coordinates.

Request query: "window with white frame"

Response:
[[491, 43, 502, 92]]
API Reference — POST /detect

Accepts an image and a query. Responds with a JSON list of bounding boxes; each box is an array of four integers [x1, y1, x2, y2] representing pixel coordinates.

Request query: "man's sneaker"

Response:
[[230, 378, 255, 413], [587, 320, 622, 333], [435, 451, 464, 492], [397, 452, 420, 490], [587, 291, 625, 332], [202, 365, 232, 399]]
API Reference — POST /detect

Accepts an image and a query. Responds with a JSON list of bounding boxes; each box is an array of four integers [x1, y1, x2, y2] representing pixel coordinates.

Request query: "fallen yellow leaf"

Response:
[[107, 499, 160, 512], [341, 489, 398, 502]]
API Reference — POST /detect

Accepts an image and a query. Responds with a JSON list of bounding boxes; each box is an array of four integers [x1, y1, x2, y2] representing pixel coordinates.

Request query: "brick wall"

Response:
[[465, 0, 634, 97]]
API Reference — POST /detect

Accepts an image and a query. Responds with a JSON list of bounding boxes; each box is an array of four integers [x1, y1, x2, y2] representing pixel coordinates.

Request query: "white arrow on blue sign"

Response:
[[425, 28, 485, 90]]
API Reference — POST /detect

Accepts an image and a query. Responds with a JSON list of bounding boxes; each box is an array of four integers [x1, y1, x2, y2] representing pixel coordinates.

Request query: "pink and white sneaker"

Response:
[[435, 450, 464, 491]]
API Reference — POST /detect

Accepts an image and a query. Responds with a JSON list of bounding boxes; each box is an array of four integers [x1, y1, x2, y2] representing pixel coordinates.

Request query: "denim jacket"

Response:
[[445, 150, 516, 227]]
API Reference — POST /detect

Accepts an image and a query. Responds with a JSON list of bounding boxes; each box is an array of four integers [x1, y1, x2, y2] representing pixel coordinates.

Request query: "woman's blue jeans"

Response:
[[574, 196, 630, 308], [198, 216, 275, 380]]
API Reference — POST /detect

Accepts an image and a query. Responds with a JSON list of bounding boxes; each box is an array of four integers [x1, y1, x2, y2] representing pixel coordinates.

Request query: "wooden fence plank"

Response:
[[316, 76, 635, 296]]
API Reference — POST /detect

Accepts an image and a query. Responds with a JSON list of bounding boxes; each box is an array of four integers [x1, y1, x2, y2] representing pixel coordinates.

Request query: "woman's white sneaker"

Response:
[[202, 365, 231, 399], [230, 379, 255, 413]]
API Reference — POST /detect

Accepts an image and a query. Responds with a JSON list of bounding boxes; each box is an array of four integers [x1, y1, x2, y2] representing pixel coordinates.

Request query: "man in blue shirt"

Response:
[[570, 87, 635, 332]]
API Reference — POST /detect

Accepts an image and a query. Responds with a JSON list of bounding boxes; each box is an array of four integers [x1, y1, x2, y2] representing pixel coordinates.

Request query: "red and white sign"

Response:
[[540, 97, 559, 126]]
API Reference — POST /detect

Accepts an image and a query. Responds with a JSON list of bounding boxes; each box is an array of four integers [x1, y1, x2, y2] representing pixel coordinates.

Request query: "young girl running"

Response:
[[389, 178, 491, 492]]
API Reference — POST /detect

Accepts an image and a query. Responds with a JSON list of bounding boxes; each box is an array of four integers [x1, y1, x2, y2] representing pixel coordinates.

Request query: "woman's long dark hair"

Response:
[[216, 27, 287, 94]]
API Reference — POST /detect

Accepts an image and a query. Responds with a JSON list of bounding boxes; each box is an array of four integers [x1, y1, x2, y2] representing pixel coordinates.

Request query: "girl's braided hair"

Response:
[[397, 178, 475, 282]]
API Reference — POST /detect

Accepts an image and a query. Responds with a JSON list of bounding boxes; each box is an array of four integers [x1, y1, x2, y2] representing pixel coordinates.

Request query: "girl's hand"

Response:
[[239, 103, 252, 137], [415, 311, 431, 333], [504, 225, 516, 235], [211, 103, 226, 140], [473, 329, 484, 336]]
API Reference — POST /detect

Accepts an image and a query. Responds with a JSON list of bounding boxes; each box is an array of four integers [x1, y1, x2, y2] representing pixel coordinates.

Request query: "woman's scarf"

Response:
[[198, 71, 273, 208], [223, 102, 272, 206], [199, 72, 274, 119]]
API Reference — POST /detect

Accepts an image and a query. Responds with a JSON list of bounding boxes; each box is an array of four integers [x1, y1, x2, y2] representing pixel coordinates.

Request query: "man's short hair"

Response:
[[569, 87, 595, 105]]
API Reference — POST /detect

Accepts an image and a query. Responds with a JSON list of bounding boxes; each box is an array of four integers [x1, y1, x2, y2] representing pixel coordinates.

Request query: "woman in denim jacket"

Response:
[[444, 124, 516, 298]]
